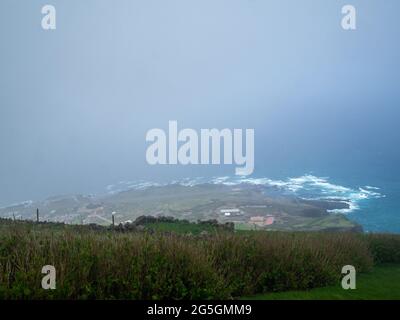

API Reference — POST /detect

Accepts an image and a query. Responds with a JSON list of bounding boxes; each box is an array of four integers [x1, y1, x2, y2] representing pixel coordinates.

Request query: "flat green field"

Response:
[[242, 264, 400, 300]]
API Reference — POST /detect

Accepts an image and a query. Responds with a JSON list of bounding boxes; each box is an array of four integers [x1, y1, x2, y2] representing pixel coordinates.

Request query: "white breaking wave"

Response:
[[2, 175, 381, 215], [0, 200, 33, 209], [104, 174, 383, 214], [365, 185, 380, 190], [207, 174, 383, 214], [106, 180, 166, 194]]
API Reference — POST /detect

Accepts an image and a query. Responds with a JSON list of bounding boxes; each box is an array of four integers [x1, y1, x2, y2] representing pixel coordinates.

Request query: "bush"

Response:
[[0, 220, 378, 299], [209, 232, 373, 296], [365, 234, 400, 264]]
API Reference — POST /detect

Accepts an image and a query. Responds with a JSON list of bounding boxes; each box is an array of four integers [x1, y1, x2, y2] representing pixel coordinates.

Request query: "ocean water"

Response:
[[240, 174, 400, 234], [105, 171, 400, 234]]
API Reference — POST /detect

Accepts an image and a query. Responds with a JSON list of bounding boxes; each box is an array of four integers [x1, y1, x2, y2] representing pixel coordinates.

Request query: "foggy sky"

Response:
[[1, 0, 399, 205]]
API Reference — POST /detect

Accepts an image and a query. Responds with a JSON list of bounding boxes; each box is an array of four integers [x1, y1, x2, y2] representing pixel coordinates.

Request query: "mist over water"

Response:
[[0, 1, 399, 232]]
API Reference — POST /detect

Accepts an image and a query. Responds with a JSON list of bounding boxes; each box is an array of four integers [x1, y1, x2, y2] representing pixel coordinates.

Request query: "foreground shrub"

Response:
[[365, 234, 400, 264], [209, 232, 373, 296], [0, 220, 379, 299], [0, 229, 226, 299]]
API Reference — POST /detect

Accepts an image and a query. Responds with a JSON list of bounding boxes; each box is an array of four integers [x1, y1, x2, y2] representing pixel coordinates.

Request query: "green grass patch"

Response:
[[241, 264, 400, 300]]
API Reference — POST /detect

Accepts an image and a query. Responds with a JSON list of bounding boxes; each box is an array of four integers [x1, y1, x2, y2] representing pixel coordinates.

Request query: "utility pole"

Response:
[[112, 211, 116, 227], [36, 208, 39, 223]]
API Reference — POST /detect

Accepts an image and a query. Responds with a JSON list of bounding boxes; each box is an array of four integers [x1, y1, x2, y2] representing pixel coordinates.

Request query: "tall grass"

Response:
[[0, 220, 397, 300], [209, 232, 373, 296], [365, 233, 400, 264]]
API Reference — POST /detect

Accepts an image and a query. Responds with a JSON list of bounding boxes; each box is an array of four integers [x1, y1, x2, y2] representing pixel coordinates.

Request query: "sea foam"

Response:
[[104, 174, 383, 214]]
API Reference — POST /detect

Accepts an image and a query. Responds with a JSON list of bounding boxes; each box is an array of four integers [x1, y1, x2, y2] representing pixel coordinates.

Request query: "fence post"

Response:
[[112, 212, 116, 227]]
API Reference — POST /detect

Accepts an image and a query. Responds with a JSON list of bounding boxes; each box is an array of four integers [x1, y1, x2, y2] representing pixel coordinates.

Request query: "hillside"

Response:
[[0, 183, 361, 232], [0, 218, 399, 299]]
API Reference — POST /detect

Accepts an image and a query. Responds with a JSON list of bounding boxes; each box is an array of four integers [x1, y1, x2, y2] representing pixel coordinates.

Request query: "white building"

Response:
[[220, 208, 241, 216]]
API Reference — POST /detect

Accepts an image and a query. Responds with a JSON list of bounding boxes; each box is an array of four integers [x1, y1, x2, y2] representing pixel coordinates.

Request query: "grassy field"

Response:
[[234, 215, 361, 233], [0, 218, 399, 299], [242, 264, 400, 300]]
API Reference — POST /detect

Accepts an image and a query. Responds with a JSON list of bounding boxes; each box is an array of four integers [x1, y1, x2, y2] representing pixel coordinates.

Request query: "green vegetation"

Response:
[[365, 234, 400, 264], [234, 214, 361, 233], [242, 264, 400, 300], [144, 221, 218, 235], [235, 215, 358, 232], [0, 183, 362, 232], [114, 216, 234, 235], [0, 218, 399, 300], [287, 214, 360, 231]]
